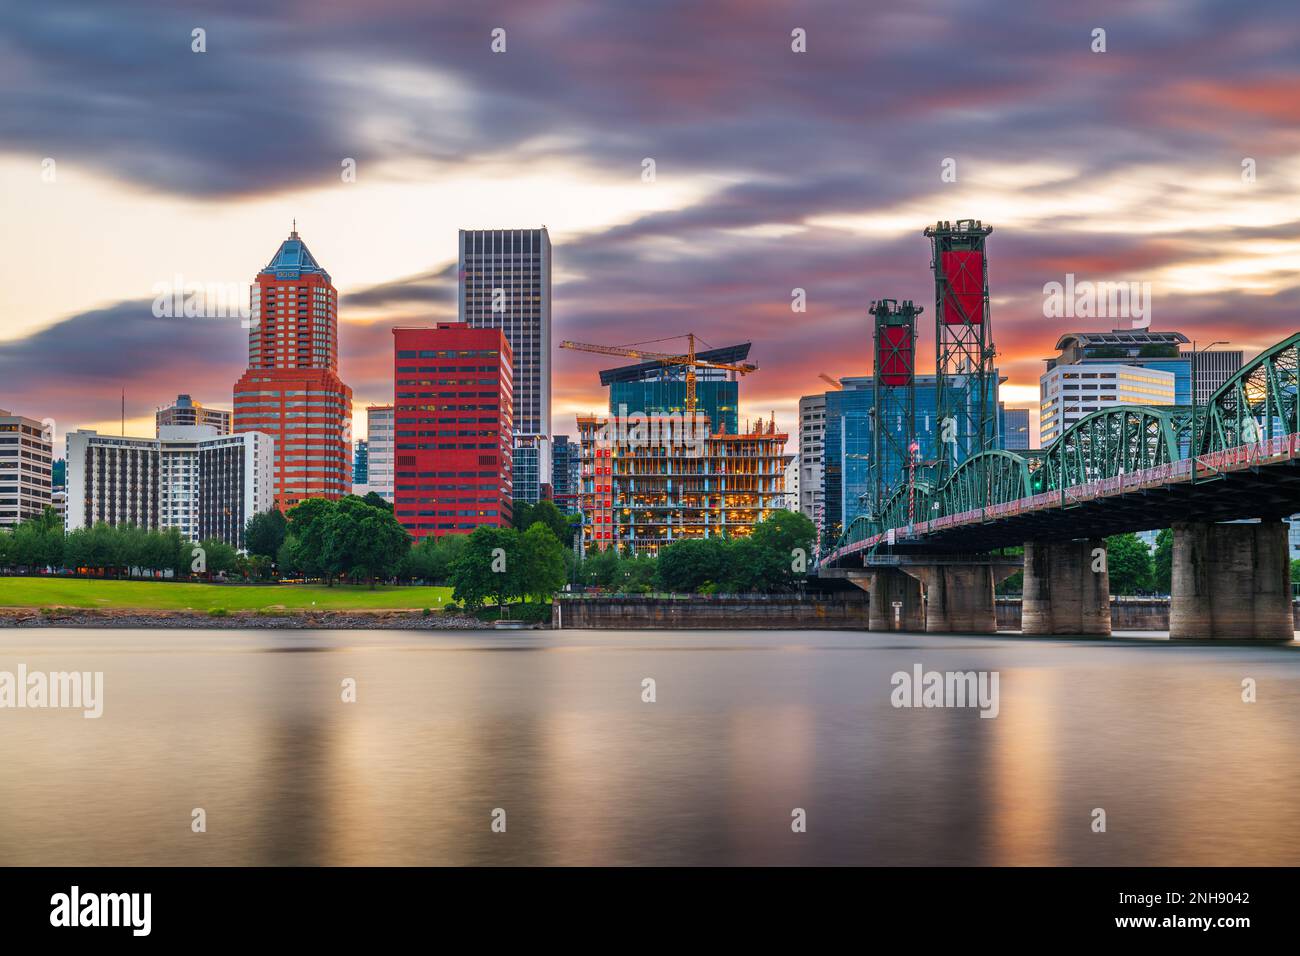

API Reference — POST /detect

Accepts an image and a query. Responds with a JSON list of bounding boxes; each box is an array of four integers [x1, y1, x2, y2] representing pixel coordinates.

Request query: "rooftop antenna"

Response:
[[121, 388, 125, 436]]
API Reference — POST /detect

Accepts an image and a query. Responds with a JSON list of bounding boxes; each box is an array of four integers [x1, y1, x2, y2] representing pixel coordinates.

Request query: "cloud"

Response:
[[3, 0, 1299, 445], [0, 300, 245, 436]]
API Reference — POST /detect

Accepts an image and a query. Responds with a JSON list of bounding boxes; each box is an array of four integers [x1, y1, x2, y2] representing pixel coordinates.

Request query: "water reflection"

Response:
[[0, 629, 1297, 865]]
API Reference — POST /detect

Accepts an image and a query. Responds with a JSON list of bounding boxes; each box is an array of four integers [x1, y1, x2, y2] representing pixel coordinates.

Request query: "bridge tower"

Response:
[[869, 299, 921, 521], [924, 220, 997, 483]]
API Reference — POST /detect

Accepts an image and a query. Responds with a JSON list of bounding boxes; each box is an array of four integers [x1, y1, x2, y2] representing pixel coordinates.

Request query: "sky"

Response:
[[2, 0, 1298, 451]]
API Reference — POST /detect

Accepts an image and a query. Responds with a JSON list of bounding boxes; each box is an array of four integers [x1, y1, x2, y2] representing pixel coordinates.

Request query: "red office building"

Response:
[[232, 229, 353, 510], [392, 324, 513, 541]]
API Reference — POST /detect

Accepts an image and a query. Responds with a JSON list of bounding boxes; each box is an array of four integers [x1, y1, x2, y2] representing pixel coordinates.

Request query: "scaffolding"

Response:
[[576, 414, 788, 556]]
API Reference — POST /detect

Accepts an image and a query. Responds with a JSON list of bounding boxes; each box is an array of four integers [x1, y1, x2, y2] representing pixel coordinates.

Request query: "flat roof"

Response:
[[1054, 330, 1190, 350]]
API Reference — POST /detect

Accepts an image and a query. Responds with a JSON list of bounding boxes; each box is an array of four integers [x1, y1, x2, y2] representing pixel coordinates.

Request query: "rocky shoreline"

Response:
[[0, 607, 509, 629]]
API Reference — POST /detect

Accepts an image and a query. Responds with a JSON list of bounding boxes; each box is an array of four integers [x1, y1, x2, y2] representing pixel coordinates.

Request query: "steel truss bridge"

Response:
[[823, 332, 1300, 563]]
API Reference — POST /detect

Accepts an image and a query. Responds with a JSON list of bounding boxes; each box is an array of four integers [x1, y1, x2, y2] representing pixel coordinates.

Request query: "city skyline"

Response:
[[2, 1, 1298, 450]]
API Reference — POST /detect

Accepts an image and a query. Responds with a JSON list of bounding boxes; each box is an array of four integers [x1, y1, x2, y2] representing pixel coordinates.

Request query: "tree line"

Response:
[[575, 510, 817, 595], [1, 497, 821, 603], [0, 508, 239, 579]]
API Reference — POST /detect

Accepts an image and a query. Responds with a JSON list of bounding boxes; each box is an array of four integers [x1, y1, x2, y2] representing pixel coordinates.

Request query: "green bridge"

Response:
[[820, 332, 1300, 640]]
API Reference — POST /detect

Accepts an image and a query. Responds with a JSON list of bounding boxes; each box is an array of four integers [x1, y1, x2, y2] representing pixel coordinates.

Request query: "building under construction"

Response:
[[576, 411, 788, 555], [564, 335, 788, 556]]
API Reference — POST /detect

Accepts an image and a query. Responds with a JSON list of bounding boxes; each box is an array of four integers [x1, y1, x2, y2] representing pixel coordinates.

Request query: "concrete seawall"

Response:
[[553, 594, 871, 629], [1000, 598, 1300, 631], [556, 595, 1300, 631]]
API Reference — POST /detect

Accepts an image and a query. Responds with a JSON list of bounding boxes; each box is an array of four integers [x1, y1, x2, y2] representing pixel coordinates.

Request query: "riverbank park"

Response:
[[0, 578, 455, 612]]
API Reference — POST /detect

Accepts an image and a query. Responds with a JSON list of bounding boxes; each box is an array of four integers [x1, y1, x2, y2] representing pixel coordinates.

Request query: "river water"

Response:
[[1, 628, 1297, 866]]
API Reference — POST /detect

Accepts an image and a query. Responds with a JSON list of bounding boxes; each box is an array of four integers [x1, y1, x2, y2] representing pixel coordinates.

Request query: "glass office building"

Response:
[[822, 372, 1002, 539], [607, 378, 738, 436]]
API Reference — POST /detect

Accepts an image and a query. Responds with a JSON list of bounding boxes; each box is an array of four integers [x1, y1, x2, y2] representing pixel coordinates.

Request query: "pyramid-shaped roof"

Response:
[[260, 229, 331, 282]]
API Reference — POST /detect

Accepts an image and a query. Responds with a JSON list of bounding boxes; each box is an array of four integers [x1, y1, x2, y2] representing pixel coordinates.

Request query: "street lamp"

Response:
[[1189, 339, 1227, 486]]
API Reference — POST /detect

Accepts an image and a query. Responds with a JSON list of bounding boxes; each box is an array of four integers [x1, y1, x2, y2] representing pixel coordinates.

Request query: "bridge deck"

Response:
[[826, 434, 1300, 562]]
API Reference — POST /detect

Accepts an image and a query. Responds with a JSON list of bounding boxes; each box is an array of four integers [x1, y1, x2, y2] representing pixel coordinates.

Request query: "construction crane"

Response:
[[559, 333, 757, 416]]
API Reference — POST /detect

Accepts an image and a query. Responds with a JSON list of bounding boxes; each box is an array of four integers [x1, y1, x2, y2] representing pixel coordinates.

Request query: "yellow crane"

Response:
[[559, 333, 757, 416]]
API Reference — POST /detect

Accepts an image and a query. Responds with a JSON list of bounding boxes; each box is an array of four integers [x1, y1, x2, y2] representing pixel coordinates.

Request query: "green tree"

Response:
[[245, 508, 288, 559], [518, 523, 567, 603], [525, 500, 570, 541], [285, 498, 336, 581], [750, 509, 815, 559], [1153, 529, 1173, 593], [406, 532, 469, 584], [197, 538, 240, 578], [11, 507, 64, 570], [721, 537, 788, 593], [360, 491, 393, 512], [277, 536, 307, 577], [748, 509, 816, 590], [654, 537, 729, 593], [238, 553, 273, 582], [322, 496, 410, 586], [579, 547, 621, 589], [616, 553, 657, 593], [450, 525, 520, 612], [511, 501, 534, 531], [1105, 533, 1153, 595]]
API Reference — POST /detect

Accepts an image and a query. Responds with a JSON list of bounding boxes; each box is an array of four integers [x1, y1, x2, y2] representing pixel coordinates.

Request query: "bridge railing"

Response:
[[1197, 433, 1299, 475], [824, 432, 1300, 565]]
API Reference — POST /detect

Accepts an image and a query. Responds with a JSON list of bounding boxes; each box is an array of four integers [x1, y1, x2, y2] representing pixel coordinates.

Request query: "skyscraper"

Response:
[[0, 409, 53, 528], [365, 406, 394, 502], [999, 406, 1031, 450], [1187, 347, 1244, 404], [798, 394, 826, 523], [458, 228, 551, 502], [232, 229, 352, 510], [392, 324, 513, 541], [66, 427, 273, 549], [551, 434, 580, 513]]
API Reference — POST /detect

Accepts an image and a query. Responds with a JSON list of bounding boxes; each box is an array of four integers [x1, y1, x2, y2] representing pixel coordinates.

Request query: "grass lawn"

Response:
[[0, 577, 455, 612]]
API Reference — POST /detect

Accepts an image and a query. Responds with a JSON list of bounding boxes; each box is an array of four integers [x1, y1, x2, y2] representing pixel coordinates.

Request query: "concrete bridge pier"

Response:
[[1169, 520, 1293, 640], [1022, 538, 1110, 636], [839, 569, 925, 631], [866, 568, 925, 631], [903, 564, 1013, 634]]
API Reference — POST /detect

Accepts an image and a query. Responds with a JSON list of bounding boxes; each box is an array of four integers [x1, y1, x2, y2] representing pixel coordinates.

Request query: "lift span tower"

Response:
[[924, 219, 997, 482]]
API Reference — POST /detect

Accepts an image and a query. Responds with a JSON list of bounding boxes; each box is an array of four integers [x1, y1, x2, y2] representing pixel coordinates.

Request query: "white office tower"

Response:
[[67, 427, 273, 550]]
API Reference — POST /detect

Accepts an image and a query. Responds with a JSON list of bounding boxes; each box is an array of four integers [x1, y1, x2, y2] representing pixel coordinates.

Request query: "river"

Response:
[[1, 628, 1297, 865]]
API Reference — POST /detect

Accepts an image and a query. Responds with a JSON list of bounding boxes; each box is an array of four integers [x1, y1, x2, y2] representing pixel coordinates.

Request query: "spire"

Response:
[[260, 226, 329, 282]]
